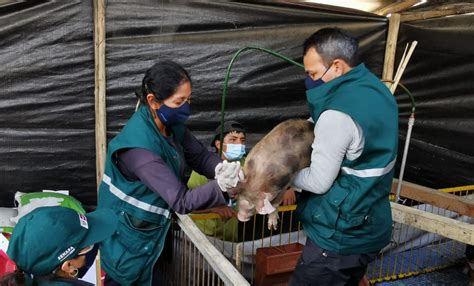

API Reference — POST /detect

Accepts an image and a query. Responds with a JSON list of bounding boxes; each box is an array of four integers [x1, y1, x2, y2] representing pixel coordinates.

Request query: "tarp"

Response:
[[2, 0, 435, 208], [0, 1, 388, 208], [395, 15, 474, 188], [1, 1, 96, 208]]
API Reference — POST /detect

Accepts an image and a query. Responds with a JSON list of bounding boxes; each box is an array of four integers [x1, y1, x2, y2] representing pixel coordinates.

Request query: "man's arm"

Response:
[[293, 110, 364, 194]]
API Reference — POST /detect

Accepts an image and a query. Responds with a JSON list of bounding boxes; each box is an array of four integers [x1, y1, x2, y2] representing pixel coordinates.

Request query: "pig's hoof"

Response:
[[267, 213, 279, 230]]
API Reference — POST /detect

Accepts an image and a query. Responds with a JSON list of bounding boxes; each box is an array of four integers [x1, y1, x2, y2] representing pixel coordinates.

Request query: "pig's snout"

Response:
[[237, 198, 255, 222], [237, 211, 251, 222]]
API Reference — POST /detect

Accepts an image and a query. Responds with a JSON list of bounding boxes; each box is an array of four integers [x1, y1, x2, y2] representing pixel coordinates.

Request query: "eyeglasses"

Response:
[[77, 245, 94, 256]]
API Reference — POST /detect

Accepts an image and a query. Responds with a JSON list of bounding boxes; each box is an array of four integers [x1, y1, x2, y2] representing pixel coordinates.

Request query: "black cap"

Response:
[[211, 120, 245, 147]]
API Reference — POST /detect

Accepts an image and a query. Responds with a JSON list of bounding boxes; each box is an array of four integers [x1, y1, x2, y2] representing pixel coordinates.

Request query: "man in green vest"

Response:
[[289, 28, 398, 286]]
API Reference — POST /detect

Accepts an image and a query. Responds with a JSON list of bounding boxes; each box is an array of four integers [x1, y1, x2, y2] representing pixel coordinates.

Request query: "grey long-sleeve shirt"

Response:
[[293, 110, 365, 194], [116, 128, 226, 214]]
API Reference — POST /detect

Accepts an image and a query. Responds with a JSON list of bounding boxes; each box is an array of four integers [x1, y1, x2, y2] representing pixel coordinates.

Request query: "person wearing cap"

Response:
[[187, 120, 247, 241], [97, 60, 244, 285], [0, 206, 117, 286], [188, 120, 247, 190]]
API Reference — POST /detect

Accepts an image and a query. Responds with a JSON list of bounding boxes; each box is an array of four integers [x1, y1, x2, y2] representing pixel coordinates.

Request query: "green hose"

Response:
[[218, 46, 304, 157], [382, 80, 416, 113], [216, 47, 417, 158]]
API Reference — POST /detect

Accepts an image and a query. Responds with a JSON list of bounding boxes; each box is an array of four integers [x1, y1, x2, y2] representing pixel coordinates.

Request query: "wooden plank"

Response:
[[94, 0, 107, 188], [392, 179, 474, 217], [375, 0, 419, 16], [176, 214, 250, 286], [390, 41, 417, 94], [382, 13, 401, 88], [401, 4, 474, 22], [391, 202, 474, 245]]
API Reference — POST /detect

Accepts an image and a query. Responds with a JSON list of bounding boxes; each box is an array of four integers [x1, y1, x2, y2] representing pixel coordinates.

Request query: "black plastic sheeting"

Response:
[[393, 15, 474, 189], [2, 0, 389, 208], [1, 1, 96, 208]]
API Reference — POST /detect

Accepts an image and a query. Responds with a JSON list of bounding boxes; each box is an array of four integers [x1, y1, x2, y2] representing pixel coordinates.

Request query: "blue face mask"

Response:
[[224, 144, 246, 161], [304, 65, 332, 90], [304, 76, 325, 90], [156, 102, 191, 127]]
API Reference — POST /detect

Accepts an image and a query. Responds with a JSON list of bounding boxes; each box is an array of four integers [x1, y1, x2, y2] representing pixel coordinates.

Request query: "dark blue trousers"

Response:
[[289, 238, 377, 286]]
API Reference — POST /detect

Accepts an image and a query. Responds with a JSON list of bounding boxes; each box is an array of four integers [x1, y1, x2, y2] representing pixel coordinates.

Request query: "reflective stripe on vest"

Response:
[[103, 174, 171, 218], [341, 158, 396, 178]]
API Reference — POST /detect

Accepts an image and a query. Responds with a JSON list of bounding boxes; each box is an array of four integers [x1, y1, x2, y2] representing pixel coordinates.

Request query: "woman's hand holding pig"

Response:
[[209, 206, 236, 221]]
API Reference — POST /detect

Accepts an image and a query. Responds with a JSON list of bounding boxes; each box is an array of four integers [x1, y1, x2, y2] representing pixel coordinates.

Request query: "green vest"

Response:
[[98, 105, 185, 285], [297, 64, 398, 254]]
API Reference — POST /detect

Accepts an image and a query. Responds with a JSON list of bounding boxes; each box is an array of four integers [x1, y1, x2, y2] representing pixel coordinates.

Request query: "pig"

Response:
[[233, 119, 314, 230]]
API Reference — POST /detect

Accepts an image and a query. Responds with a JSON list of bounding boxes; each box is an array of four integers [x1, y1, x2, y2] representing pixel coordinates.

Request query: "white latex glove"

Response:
[[215, 161, 244, 192]]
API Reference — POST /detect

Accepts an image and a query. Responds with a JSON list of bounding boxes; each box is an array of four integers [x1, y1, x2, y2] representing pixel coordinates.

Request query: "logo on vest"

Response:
[[58, 246, 76, 262]]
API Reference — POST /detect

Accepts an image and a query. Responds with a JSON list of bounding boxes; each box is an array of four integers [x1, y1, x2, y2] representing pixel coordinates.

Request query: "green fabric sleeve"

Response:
[[187, 170, 209, 189]]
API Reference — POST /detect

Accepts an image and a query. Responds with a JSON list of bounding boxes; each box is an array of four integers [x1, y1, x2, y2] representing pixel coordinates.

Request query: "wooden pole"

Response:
[[382, 13, 401, 88], [394, 42, 409, 84], [93, 1, 106, 284], [94, 0, 107, 189], [391, 179, 474, 217], [176, 214, 250, 285], [391, 202, 474, 245], [390, 41, 417, 94], [375, 0, 419, 16], [401, 4, 474, 22]]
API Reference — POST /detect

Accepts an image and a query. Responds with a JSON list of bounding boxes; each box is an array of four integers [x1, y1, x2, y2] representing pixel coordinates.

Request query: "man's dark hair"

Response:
[[211, 120, 245, 149], [136, 60, 192, 104], [303, 28, 359, 67]]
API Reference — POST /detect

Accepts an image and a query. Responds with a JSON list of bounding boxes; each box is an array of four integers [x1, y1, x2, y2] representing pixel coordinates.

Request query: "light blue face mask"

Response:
[[224, 144, 246, 161]]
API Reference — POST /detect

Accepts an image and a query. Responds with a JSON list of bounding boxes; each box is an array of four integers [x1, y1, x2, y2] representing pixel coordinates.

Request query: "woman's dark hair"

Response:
[[0, 269, 25, 286], [0, 266, 64, 286], [136, 60, 192, 104]]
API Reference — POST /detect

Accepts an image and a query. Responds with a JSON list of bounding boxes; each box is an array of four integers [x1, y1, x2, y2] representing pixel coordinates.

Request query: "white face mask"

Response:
[[224, 144, 246, 161]]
